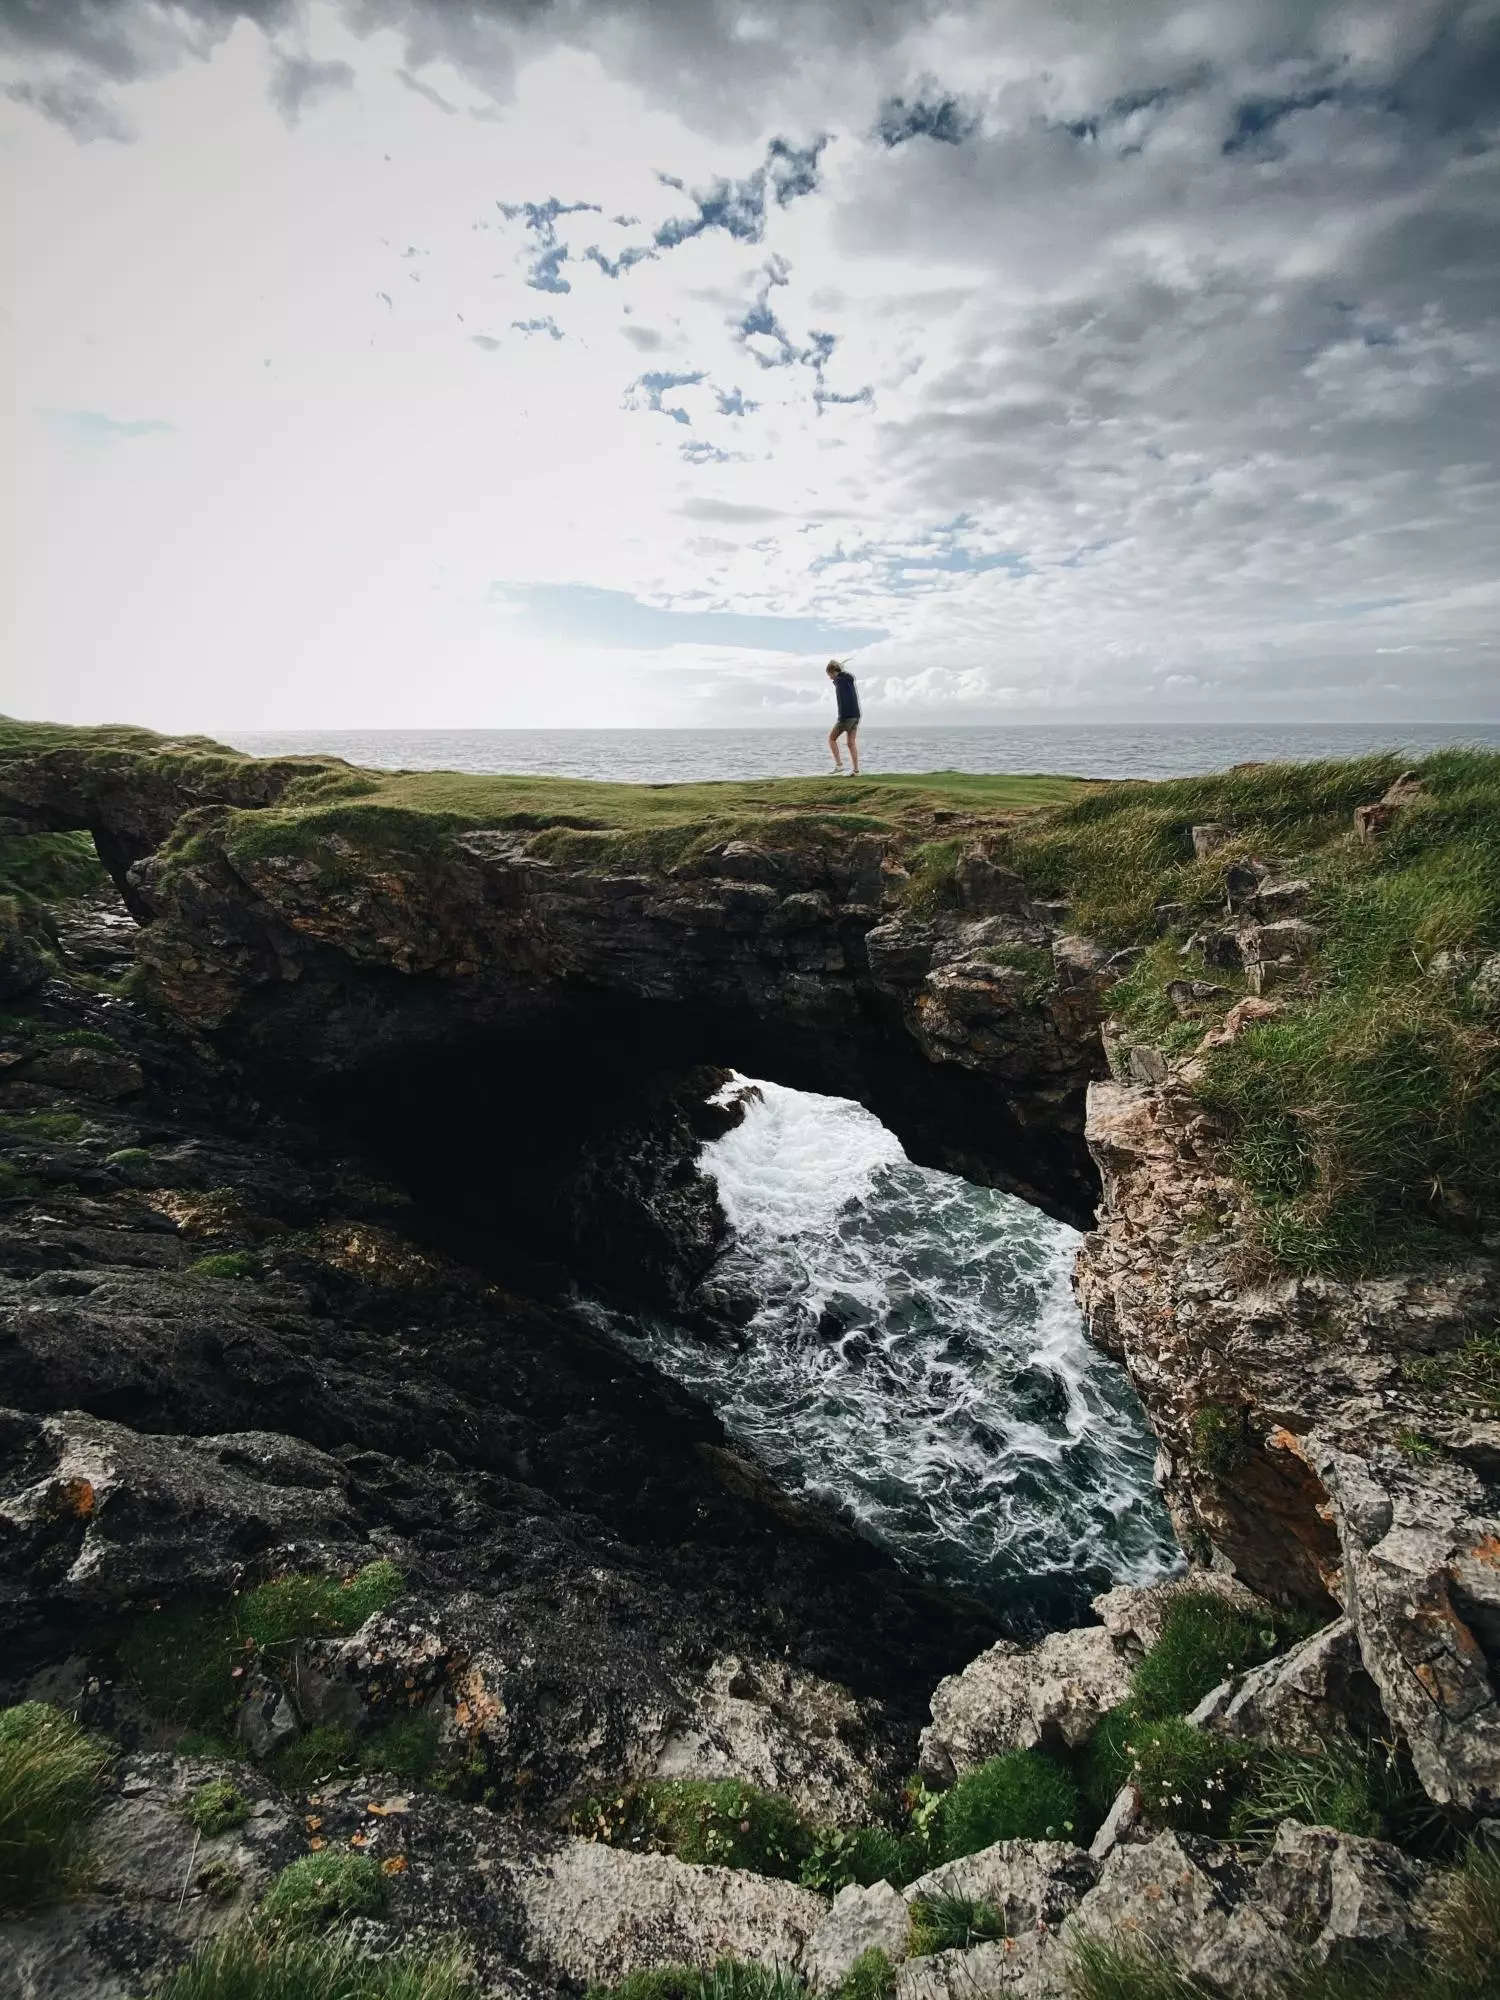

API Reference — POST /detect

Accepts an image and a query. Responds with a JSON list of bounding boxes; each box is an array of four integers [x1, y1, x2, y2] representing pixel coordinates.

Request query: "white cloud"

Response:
[[1, 0, 1498, 727]]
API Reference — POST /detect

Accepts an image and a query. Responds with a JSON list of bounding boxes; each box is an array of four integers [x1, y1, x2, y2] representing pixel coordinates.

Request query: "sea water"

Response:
[[583, 1076, 1179, 1621]]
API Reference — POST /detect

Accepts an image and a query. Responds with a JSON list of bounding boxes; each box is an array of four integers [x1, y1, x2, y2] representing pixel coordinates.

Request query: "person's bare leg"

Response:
[[829, 725, 844, 771], [847, 725, 860, 776]]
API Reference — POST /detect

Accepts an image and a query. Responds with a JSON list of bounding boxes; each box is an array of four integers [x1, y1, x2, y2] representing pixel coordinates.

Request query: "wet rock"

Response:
[[919, 1628, 1134, 1782], [21, 1045, 144, 1099], [515, 1840, 826, 1987], [801, 1881, 911, 1991]]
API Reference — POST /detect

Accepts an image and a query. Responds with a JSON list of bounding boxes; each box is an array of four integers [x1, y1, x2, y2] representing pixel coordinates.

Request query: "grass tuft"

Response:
[[118, 1560, 406, 1731], [937, 1748, 1080, 1855], [186, 1251, 262, 1281], [1064, 1932, 1217, 1999], [189, 1778, 251, 1837], [154, 1927, 473, 2000], [908, 1893, 1009, 1954], [585, 1965, 816, 2000], [0, 1702, 111, 1912], [258, 1850, 387, 1930], [578, 1779, 812, 1880]]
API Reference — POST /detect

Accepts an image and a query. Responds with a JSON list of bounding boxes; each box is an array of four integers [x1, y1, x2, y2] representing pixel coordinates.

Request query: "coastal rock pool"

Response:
[[585, 1075, 1178, 1625]]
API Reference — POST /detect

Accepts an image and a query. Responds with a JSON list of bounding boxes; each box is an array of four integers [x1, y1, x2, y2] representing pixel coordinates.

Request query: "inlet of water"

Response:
[[584, 1075, 1178, 1624]]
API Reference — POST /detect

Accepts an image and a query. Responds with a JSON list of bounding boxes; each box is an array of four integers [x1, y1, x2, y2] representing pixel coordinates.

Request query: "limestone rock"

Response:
[[1064, 1832, 1293, 1996], [894, 1935, 1058, 2000], [919, 1626, 1134, 1782], [904, 1840, 1098, 1935], [953, 850, 1029, 916], [1306, 1438, 1500, 1816], [515, 1839, 827, 1986], [1092, 1572, 1266, 1659], [652, 1652, 884, 1826], [1255, 1821, 1439, 1962], [1189, 1616, 1384, 1750], [801, 1881, 911, 1991], [236, 1671, 299, 1759], [1087, 1784, 1141, 1862]]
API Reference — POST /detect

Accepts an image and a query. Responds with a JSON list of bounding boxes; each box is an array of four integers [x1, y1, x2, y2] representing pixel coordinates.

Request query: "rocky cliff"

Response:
[[2, 722, 1497, 1998]]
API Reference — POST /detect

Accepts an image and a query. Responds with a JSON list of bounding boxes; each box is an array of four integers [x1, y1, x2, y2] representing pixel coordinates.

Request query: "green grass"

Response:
[[0, 1162, 42, 1199], [117, 1560, 406, 1730], [835, 1953, 897, 2000], [0, 1111, 85, 1143], [797, 1823, 917, 1895], [578, 1779, 812, 1880], [259, 1851, 387, 1929], [154, 1928, 474, 2000], [189, 1778, 251, 1837], [1064, 1934, 1217, 1999], [1129, 1593, 1293, 1722], [0, 830, 109, 906], [937, 1749, 1081, 1853], [186, 1251, 262, 1281], [265, 1715, 440, 1792], [908, 1893, 1009, 1954], [1230, 1736, 1441, 1852], [1403, 1332, 1500, 1416], [586, 1965, 814, 2000], [0, 1702, 111, 1912]]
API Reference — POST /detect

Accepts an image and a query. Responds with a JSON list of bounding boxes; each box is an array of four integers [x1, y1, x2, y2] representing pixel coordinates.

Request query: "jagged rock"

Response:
[[1189, 1616, 1384, 1750], [0, 914, 47, 1000], [236, 1671, 299, 1758], [0, 1407, 365, 1626], [903, 1840, 1098, 1932], [20, 1044, 144, 1099], [1166, 979, 1231, 1017], [514, 1840, 827, 1986], [1196, 994, 1283, 1048], [1303, 1437, 1500, 1816], [953, 850, 1029, 916], [1092, 1572, 1267, 1658], [894, 1935, 1056, 1999], [801, 1881, 911, 1991], [1192, 825, 1232, 858], [1087, 1784, 1141, 1862], [1237, 918, 1321, 994], [651, 1652, 885, 1826], [1354, 772, 1428, 843], [919, 1627, 1134, 1782], [1065, 1832, 1293, 1995], [1255, 1821, 1439, 1961]]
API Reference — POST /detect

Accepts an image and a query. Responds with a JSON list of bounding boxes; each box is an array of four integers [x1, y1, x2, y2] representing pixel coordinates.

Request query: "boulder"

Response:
[[894, 1935, 1055, 2000], [1189, 1616, 1384, 1750], [801, 1881, 911, 1991], [919, 1627, 1134, 1782], [515, 1840, 827, 1987], [953, 850, 1029, 917], [903, 1840, 1098, 1934], [0, 915, 47, 1001], [1255, 1821, 1439, 1962]]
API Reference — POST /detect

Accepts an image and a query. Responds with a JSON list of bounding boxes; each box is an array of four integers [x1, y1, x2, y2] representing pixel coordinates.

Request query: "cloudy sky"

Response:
[[3, 0, 1498, 730]]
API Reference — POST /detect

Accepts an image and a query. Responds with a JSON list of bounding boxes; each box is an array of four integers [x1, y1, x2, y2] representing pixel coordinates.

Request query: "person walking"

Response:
[[826, 659, 861, 774]]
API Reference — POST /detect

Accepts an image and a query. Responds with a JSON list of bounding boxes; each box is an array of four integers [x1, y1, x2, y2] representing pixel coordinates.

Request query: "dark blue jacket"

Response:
[[833, 671, 860, 722]]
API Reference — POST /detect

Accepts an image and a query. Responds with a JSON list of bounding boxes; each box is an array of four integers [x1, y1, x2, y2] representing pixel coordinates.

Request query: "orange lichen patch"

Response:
[[381, 1855, 408, 1876], [295, 1224, 447, 1290], [50, 1476, 96, 1518], [1466, 1535, 1500, 1569], [451, 1667, 505, 1744], [1266, 1426, 1308, 1460]]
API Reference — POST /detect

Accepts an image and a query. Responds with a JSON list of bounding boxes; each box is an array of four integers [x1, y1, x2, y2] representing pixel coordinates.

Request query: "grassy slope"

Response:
[[4, 718, 1496, 1275]]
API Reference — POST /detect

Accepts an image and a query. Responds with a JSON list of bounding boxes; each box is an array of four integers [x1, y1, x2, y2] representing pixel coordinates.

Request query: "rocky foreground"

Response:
[[1, 726, 1497, 1998]]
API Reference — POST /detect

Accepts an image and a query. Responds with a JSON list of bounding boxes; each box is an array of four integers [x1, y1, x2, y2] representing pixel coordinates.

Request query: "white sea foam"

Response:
[[585, 1075, 1179, 1616]]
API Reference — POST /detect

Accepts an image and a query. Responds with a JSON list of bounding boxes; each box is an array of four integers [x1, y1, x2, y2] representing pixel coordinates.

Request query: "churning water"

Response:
[[586, 1076, 1178, 1624]]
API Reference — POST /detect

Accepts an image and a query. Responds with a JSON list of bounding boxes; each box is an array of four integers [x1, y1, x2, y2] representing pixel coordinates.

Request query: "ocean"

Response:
[[224, 721, 1500, 786]]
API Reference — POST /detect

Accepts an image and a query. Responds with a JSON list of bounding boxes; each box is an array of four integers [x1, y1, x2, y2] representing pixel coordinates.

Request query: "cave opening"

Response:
[[308, 1019, 1172, 1631]]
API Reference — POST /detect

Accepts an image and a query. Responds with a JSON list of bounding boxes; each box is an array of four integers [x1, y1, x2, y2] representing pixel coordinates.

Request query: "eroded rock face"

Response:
[[1075, 1073, 1500, 1816], [515, 1841, 826, 1987], [917, 1627, 1134, 1781]]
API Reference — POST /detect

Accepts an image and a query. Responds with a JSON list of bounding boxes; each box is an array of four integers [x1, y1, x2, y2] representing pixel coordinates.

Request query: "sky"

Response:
[[2, 0, 1498, 730]]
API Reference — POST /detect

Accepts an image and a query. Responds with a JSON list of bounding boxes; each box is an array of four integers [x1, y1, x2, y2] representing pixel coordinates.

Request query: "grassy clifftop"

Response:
[[3, 717, 1496, 1276]]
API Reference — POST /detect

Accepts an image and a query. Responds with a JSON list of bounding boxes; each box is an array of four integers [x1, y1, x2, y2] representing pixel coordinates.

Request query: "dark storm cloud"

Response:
[[396, 66, 456, 112], [268, 50, 354, 125], [2, 74, 133, 140], [875, 92, 976, 147]]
